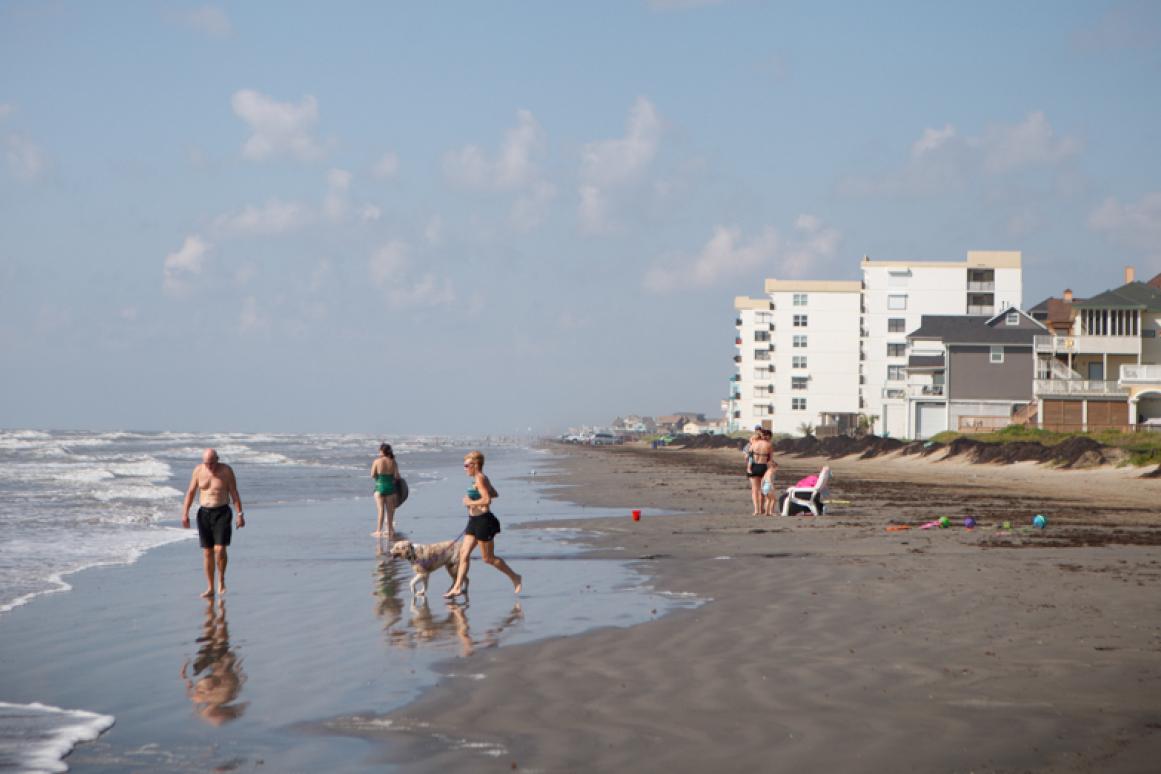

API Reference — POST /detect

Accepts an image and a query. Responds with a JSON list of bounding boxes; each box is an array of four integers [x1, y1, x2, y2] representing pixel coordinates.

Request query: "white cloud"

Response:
[[5, 134, 45, 181], [231, 89, 323, 161], [511, 181, 557, 232], [239, 295, 267, 332], [577, 185, 609, 234], [443, 109, 546, 190], [176, 5, 233, 39], [372, 151, 399, 179], [1088, 192, 1161, 250], [359, 204, 382, 222], [971, 111, 1081, 174], [163, 235, 211, 293], [911, 124, 956, 158], [644, 226, 777, 293], [647, 0, 724, 10], [368, 240, 456, 307], [213, 199, 313, 236], [644, 215, 842, 293], [840, 111, 1080, 197], [323, 168, 352, 222], [580, 97, 661, 187]]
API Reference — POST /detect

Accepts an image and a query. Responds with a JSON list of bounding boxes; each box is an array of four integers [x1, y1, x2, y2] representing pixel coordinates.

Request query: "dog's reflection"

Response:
[[374, 541, 405, 630], [181, 599, 248, 726]]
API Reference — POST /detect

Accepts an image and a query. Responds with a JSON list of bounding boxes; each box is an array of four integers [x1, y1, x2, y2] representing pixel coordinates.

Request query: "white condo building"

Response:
[[729, 281, 862, 434], [861, 251, 1023, 437]]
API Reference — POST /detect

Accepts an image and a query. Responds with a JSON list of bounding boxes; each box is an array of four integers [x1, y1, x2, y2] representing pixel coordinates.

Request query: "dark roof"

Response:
[[908, 354, 945, 369], [1074, 281, 1161, 310], [1149, 272, 1161, 289], [908, 315, 1039, 345]]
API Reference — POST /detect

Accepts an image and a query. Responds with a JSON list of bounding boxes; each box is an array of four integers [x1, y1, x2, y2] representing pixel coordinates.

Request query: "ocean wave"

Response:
[[91, 484, 184, 502], [0, 701, 115, 774]]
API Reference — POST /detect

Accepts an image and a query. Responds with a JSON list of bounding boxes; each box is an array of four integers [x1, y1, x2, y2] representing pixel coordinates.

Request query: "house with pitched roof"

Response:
[[1032, 268, 1161, 430], [904, 308, 1045, 438]]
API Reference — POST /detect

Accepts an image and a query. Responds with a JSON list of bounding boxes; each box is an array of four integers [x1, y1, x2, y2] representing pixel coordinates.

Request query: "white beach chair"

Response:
[[781, 466, 831, 516]]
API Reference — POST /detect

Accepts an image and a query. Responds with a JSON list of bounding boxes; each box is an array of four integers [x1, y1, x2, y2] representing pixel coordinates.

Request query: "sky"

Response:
[[2, 0, 1160, 435]]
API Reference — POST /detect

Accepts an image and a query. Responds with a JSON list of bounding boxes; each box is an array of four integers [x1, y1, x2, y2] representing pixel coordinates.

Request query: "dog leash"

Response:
[[416, 526, 468, 573]]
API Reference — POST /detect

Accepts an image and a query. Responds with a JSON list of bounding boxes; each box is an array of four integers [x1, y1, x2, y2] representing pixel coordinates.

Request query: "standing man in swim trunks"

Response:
[[181, 448, 245, 598]]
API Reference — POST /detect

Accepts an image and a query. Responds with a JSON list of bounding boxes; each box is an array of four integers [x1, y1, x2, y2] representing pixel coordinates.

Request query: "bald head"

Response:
[[202, 448, 219, 467]]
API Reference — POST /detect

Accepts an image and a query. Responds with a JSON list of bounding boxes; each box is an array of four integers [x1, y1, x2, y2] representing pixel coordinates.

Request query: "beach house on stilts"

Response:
[[1030, 268, 1161, 431]]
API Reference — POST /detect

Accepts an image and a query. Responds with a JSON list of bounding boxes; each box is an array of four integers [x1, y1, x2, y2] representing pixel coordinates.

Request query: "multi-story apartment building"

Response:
[[861, 251, 1023, 437], [727, 296, 776, 432], [766, 279, 861, 434], [1032, 269, 1161, 430]]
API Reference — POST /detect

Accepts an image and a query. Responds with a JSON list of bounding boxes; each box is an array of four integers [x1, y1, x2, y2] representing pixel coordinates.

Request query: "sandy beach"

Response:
[[345, 443, 1161, 772]]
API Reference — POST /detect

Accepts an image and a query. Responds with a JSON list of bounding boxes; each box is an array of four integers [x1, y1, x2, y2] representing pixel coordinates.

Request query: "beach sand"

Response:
[[345, 444, 1161, 772]]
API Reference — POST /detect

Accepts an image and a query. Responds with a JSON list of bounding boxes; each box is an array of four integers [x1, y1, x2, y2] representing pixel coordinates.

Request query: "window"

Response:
[[754, 330, 770, 342], [888, 318, 906, 333], [1006, 312, 1019, 326], [793, 293, 808, 306], [756, 311, 772, 325], [989, 346, 1004, 364], [888, 295, 907, 310], [887, 342, 906, 357], [793, 314, 808, 327], [753, 368, 769, 380], [754, 350, 770, 361], [887, 365, 905, 381], [753, 385, 771, 397], [887, 271, 910, 288], [791, 376, 808, 390], [792, 398, 807, 411], [793, 356, 807, 369], [792, 335, 807, 348]]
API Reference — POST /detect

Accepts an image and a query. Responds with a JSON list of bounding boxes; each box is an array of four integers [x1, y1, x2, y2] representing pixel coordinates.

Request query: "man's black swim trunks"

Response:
[[197, 505, 233, 548]]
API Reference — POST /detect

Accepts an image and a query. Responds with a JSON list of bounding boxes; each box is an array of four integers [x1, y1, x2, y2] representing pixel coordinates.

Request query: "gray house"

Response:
[[904, 308, 1046, 438]]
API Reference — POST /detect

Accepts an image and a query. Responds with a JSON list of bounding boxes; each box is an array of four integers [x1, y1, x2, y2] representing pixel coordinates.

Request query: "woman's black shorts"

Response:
[[465, 511, 502, 542], [197, 505, 233, 548], [748, 463, 768, 478]]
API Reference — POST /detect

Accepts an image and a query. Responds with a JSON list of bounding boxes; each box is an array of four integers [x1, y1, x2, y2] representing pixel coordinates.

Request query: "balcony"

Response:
[[967, 281, 995, 292], [966, 305, 995, 315], [1034, 335, 1140, 356], [735, 318, 742, 326], [733, 355, 742, 363], [906, 383, 946, 397], [1034, 379, 1128, 397], [1121, 364, 1161, 384], [881, 387, 906, 399]]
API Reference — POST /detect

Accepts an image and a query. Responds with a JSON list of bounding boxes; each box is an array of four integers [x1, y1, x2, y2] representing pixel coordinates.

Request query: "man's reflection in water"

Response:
[[181, 599, 248, 726]]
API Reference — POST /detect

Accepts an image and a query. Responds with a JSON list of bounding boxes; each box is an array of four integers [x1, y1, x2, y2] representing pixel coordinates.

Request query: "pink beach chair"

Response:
[[780, 466, 831, 516]]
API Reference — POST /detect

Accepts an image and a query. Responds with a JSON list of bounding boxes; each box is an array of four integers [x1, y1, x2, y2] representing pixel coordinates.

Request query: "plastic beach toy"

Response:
[[1032, 514, 1047, 529], [938, 516, 950, 529], [963, 517, 976, 529], [1001, 521, 1012, 530]]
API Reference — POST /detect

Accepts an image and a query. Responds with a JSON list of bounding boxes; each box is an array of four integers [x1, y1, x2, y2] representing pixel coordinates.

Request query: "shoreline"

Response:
[[347, 443, 1161, 772]]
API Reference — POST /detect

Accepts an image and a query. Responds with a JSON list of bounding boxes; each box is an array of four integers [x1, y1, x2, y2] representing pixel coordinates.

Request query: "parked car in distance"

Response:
[[591, 433, 624, 445]]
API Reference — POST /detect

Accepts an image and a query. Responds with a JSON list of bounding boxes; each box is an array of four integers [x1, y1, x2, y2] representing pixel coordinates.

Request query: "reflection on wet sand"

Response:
[[181, 599, 248, 726], [375, 547, 525, 657]]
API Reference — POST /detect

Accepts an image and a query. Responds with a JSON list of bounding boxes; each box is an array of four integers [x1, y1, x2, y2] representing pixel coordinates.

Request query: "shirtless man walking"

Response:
[[181, 449, 245, 598]]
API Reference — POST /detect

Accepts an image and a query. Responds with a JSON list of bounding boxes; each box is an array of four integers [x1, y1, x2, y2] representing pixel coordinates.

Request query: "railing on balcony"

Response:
[[1120, 364, 1161, 383], [907, 383, 945, 397], [1034, 335, 1141, 355], [880, 388, 906, 399], [1034, 379, 1128, 396], [966, 305, 995, 315], [967, 281, 995, 292]]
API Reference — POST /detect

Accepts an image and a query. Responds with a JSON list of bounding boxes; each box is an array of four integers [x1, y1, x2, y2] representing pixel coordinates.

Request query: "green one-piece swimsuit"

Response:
[[375, 474, 395, 496]]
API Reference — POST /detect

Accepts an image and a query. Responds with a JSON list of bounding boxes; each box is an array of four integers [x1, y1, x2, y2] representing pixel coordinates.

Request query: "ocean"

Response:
[[0, 430, 693, 772]]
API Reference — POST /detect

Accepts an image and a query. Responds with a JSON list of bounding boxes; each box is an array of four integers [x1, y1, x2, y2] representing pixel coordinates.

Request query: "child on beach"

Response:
[[761, 460, 779, 515]]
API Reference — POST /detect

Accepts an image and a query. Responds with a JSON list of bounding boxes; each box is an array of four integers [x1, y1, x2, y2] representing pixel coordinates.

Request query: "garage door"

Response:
[[916, 403, 947, 439]]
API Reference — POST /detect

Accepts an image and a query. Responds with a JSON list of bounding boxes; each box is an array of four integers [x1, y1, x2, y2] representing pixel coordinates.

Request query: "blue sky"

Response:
[[2, 1, 1159, 434]]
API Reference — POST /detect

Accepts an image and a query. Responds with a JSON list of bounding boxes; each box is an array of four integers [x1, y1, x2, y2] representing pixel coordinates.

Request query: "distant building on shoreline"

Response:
[[729, 250, 1024, 437]]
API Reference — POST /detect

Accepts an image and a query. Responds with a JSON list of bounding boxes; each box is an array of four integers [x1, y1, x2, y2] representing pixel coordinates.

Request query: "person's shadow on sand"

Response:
[[181, 598, 249, 726]]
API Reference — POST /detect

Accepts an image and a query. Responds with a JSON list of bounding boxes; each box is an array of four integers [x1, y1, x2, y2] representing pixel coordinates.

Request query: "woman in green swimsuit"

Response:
[[371, 443, 399, 539]]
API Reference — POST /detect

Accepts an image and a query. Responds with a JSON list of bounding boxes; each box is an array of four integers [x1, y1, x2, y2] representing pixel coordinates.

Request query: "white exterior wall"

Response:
[[769, 285, 860, 435], [731, 298, 775, 431], [861, 252, 1023, 438]]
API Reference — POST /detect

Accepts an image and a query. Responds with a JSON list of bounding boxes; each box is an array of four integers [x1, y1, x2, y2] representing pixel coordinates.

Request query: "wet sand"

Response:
[[351, 444, 1161, 772]]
